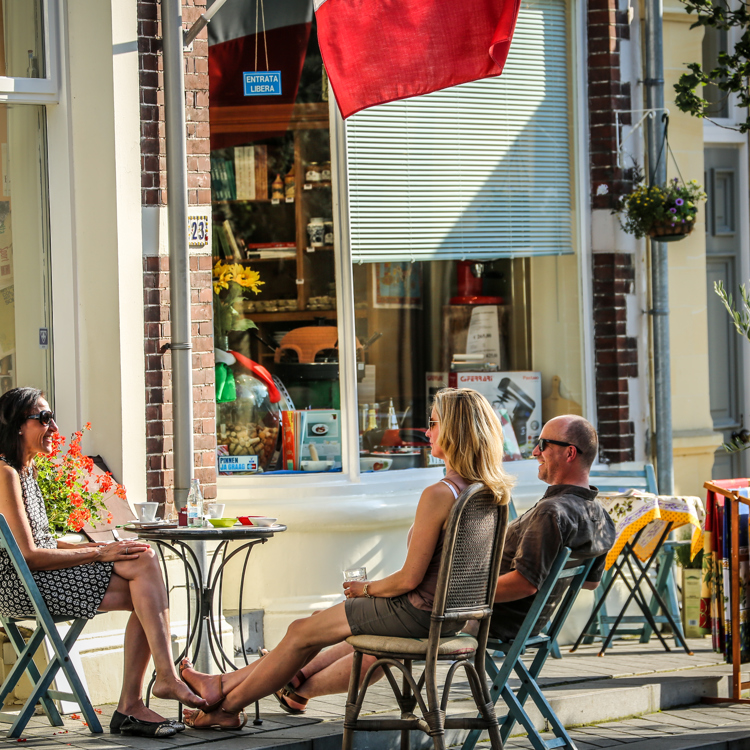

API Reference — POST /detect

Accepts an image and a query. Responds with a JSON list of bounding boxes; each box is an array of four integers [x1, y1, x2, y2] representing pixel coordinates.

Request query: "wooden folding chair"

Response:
[[0, 514, 102, 738], [462, 549, 596, 750], [342, 484, 509, 750]]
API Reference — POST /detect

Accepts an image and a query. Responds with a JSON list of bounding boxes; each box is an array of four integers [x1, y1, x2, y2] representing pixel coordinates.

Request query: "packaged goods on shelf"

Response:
[[448, 371, 542, 459], [281, 409, 342, 470]]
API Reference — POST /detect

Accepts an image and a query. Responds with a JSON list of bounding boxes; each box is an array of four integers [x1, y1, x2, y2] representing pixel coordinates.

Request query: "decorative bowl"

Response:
[[360, 457, 393, 472], [300, 460, 334, 472], [237, 516, 278, 527], [208, 518, 238, 528]]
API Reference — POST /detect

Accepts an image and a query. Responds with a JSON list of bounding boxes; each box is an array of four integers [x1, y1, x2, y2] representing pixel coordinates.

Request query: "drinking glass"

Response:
[[343, 567, 367, 582]]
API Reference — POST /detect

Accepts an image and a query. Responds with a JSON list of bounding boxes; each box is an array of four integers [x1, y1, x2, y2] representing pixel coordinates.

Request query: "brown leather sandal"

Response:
[[272, 685, 309, 715]]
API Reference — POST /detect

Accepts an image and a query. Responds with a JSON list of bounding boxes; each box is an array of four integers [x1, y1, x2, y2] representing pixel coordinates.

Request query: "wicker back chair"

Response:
[[342, 483, 509, 750]]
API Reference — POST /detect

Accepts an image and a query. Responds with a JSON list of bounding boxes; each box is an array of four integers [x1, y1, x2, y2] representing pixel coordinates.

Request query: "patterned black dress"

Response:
[[0, 462, 114, 619]]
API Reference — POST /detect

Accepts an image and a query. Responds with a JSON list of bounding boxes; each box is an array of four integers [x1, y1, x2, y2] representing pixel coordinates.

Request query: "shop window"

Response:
[[348, 0, 583, 471], [0, 0, 45, 78], [0, 103, 54, 397], [209, 5, 343, 476]]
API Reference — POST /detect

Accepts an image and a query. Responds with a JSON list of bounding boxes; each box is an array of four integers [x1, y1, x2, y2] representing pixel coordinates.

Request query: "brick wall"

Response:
[[592, 254, 636, 463], [588, 0, 637, 463], [139, 0, 217, 506]]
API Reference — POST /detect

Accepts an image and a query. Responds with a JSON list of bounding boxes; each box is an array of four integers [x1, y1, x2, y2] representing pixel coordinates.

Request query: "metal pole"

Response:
[[162, 0, 194, 510], [644, 0, 674, 494]]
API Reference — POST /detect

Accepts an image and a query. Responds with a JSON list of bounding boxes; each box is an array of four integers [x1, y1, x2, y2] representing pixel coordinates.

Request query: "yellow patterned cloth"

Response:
[[597, 491, 705, 570]]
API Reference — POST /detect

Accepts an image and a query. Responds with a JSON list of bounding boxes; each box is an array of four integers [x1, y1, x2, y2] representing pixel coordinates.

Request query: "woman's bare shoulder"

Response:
[[0, 462, 20, 492]]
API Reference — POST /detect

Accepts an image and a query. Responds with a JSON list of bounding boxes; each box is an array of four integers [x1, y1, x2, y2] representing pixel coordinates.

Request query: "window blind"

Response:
[[345, 0, 572, 263]]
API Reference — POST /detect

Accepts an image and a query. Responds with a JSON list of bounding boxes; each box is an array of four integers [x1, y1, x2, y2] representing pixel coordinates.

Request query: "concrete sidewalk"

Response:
[[3, 637, 750, 750]]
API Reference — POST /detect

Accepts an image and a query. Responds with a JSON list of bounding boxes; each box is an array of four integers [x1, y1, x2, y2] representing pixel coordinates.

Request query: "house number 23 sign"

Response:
[[188, 214, 209, 248]]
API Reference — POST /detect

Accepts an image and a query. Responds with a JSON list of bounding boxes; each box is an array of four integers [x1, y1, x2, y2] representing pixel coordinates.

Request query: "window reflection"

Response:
[[0, 0, 45, 78]]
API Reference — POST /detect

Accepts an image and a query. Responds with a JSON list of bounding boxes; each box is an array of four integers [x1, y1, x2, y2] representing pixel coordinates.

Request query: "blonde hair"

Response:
[[432, 388, 515, 505]]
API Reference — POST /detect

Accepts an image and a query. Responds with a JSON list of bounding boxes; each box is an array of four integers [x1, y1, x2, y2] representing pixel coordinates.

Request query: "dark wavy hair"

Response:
[[0, 387, 43, 469]]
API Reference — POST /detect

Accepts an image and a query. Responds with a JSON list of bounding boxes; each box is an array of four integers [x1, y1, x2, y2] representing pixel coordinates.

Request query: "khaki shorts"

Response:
[[345, 594, 462, 638]]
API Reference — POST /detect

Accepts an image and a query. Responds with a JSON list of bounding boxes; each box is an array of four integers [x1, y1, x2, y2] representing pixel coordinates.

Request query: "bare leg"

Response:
[[269, 651, 382, 712], [185, 602, 353, 728], [100, 548, 207, 710]]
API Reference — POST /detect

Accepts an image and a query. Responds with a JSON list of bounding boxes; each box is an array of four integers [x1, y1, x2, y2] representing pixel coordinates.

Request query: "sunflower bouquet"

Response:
[[616, 178, 706, 240], [212, 260, 264, 348]]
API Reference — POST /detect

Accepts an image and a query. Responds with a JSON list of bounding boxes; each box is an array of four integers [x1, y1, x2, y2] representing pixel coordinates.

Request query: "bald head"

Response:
[[549, 415, 598, 469]]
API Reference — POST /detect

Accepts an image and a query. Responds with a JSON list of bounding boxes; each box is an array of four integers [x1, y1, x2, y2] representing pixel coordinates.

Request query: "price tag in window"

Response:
[[188, 214, 209, 248], [304, 183, 312, 190], [271, 198, 280, 205]]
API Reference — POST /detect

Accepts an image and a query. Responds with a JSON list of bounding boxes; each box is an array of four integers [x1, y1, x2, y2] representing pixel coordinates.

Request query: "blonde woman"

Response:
[[182, 388, 513, 729]]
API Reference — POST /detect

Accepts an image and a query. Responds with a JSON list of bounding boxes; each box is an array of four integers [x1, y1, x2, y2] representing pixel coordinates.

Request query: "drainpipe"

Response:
[[162, 0, 194, 510], [644, 0, 674, 493]]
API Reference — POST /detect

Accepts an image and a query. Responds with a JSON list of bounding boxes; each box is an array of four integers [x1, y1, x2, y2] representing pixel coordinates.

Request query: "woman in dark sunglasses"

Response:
[[0, 387, 210, 737]]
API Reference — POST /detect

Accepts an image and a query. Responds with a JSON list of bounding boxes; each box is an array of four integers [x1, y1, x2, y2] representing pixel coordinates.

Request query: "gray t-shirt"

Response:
[[489, 483, 616, 640]]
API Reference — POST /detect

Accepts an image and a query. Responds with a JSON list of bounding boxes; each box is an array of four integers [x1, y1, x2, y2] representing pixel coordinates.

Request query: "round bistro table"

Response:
[[134, 523, 287, 724]]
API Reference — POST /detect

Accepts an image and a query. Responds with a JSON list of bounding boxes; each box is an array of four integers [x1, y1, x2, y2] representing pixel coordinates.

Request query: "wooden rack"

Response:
[[703, 480, 750, 704]]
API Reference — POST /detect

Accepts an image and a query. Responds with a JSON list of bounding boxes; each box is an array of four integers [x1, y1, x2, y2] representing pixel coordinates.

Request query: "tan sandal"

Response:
[[183, 707, 247, 731]]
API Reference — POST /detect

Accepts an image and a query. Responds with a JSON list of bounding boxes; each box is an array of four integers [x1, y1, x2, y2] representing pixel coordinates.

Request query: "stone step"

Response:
[[185, 663, 741, 750]]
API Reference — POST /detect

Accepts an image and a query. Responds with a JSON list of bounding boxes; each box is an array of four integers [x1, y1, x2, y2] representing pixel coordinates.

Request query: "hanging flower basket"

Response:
[[615, 178, 706, 242], [647, 219, 696, 242]]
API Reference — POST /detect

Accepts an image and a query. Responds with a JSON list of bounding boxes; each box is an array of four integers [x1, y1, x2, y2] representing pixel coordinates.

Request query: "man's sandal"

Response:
[[179, 658, 225, 713], [273, 685, 309, 715], [183, 707, 247, 731], [258, 648, 308, 710]]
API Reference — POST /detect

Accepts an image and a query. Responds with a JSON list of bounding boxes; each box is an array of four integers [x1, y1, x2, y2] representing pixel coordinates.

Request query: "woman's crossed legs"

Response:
[[99, 546, 208, 723]]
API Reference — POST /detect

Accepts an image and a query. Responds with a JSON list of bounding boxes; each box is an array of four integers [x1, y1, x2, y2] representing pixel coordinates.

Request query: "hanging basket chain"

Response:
[[254, 0, 270, 73]]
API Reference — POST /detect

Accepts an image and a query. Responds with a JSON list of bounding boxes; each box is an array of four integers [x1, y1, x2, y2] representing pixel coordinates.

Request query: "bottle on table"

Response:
[[186, 478, 204, 528]]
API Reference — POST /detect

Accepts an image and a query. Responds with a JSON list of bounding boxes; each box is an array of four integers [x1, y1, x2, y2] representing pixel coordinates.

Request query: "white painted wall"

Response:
[[47, 0, 146, 493]]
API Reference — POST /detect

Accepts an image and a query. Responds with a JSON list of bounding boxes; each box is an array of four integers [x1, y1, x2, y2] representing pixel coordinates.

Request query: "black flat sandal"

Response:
[[110, 710, 178, 738]]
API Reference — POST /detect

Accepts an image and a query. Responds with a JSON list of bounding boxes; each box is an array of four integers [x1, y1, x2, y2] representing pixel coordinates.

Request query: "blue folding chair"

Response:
[[462, 548, 596, 750], [0, 514, 102, 738]]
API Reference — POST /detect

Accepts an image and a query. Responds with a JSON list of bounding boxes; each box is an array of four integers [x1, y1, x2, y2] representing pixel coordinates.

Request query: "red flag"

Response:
[[314, 0, 522, 118]]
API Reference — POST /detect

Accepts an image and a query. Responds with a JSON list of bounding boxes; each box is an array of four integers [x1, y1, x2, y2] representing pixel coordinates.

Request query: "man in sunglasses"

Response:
[[488, 414, 616, 640]]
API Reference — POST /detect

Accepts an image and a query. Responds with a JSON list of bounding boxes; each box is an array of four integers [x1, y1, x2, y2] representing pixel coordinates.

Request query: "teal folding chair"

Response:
[[462, 548, 596, 750], [585, 465, 685, 649], [0, 514, 102, 738]]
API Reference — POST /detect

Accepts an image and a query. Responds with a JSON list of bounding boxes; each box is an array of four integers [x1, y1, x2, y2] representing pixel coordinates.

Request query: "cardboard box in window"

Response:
[[681, 568, 706, 638], [448, 371, 542, 460]]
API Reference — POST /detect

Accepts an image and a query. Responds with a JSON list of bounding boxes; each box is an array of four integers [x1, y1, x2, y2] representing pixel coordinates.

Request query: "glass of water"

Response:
[[343, 567, 367, 582]]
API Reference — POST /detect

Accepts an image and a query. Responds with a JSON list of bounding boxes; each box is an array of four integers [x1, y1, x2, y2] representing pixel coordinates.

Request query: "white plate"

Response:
[[123, 520, 176, 529]]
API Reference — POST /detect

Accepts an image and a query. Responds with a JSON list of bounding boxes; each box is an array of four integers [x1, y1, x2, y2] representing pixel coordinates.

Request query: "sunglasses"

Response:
[[26, 410, 55, 426], [536, 437, 580, 453]]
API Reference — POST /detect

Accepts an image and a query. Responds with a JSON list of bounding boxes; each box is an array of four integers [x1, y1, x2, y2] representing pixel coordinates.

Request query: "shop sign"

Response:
[[243, 71, 282, 96], [218, 455, 259, 474]]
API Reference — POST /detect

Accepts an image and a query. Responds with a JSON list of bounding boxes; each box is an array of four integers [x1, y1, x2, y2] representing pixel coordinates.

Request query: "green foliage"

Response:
[[615, 178, 706, 238], [674, 0, 750, 131], [714, 280, 750, 453]]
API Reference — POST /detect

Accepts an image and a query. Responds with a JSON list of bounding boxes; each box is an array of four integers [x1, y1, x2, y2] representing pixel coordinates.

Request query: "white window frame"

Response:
[[0, 0, 59, 104]]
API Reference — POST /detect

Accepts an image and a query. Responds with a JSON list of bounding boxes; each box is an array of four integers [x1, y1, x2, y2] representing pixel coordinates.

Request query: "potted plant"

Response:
[[212, 260, 264, 350], [616, 177, 706, 242], [35, 423, 126, 535]]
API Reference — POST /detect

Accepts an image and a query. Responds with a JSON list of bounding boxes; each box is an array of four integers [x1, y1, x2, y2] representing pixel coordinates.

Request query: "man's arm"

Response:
[[494, 570, 537, 603], [582, 581, 599, 591]]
